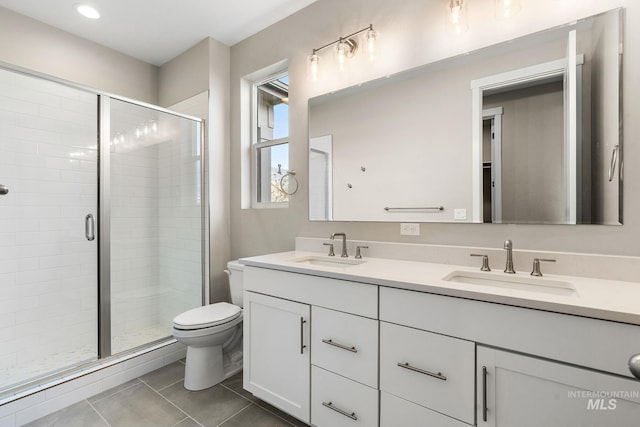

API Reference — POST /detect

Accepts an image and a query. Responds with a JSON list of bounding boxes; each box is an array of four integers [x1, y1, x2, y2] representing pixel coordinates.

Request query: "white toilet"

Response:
[[172, 260, 244, 391]]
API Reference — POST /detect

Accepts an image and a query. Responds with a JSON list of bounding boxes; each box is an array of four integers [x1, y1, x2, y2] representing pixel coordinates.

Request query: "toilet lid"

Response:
[[173, 302, 241, 330]]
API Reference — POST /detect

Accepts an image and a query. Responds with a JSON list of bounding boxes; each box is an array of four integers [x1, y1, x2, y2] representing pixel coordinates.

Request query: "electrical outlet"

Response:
[[400, 223, 420, 236], [454, 208, 467, 220]]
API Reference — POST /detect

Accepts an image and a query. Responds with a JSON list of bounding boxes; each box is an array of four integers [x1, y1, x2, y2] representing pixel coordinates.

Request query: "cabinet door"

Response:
[[477, 346, 640, 427], [244, 291, 310, 423]]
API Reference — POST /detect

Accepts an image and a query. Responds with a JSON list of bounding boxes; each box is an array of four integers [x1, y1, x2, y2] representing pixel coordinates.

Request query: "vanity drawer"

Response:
[[380, 286, 640, 378], [380, 322, 475, 425], [311, 365, 378, 427], [244, 266, 377, 318], [311, 306, 378, 388], [380, 391, 470, 427]]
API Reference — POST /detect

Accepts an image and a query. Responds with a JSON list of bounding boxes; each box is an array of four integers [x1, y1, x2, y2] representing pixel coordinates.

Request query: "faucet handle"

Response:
[[323, 243, 335, 257], [470, 254, 491, 271], [531, 258, 556, 277], [355, 246, 369, 259]]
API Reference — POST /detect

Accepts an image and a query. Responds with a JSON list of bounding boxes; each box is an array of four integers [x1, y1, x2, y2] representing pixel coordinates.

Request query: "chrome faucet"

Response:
[[504, 240, 515, 274], [331, 232, 348, 258]]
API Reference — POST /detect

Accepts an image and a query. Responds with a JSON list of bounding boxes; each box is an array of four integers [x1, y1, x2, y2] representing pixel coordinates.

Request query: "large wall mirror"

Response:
[[308, 9, 623, 225]]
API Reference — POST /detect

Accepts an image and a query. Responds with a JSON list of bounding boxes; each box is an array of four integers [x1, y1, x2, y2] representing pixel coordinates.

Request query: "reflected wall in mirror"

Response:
[[308, 9, 623, 225]]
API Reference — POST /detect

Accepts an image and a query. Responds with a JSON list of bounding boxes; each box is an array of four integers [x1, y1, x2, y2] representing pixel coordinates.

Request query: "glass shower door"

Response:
[[108, 98, 203, 355], [0, 68, 99, 392]]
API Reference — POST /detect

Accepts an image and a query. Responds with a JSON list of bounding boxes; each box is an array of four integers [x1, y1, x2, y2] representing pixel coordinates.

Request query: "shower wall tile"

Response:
[[0, 69, 98, 389]]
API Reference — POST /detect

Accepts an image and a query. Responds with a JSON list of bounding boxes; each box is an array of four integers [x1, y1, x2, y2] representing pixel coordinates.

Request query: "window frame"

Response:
[[250, 70, 290, 209]]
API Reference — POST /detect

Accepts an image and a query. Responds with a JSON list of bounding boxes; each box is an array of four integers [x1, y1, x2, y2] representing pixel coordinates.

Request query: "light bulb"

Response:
[[336, 40, 348, 71], [75, 4, 100, 20], [308, 53, 319, 81], [495, 0, 520, 19], [450, 0, 462, 25], [448, 0, 467, 34], [365, 28, 377, 61]]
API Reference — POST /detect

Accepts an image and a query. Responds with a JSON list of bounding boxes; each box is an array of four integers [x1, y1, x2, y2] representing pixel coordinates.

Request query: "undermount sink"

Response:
[[290, 255, 366, 268], [442, 270, 575, 295]]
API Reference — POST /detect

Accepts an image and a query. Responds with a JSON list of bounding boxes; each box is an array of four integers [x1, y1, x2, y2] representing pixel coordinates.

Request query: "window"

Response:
[[253, 73, 289, 205]]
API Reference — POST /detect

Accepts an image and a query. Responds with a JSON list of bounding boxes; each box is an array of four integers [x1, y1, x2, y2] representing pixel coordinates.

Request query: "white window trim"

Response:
[[251, 70, 289, 209]]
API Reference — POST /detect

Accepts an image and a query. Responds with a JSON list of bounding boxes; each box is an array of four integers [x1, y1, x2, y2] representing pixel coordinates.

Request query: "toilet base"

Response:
[[184, 345, 224, 391]]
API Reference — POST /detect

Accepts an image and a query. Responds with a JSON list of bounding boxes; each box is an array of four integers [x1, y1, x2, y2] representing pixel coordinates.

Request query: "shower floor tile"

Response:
[[1, 324, 171, 393], [26, 364, 307, 427]]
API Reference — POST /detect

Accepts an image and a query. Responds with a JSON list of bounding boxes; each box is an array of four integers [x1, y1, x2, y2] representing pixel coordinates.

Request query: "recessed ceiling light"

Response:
[[75, 4, 100, 20]]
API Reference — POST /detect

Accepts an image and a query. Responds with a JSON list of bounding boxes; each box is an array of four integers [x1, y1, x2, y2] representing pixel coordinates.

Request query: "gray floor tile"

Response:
[[139, 361, 185, 391], [172, 417, 201, 427], [221, 373, 256, 402], [255, 400, 309, 427], [24, 400, 108, 427], [220, 404, 292, 427], [88, 378, 140, 403], [92, 382, 185, 427], [160, 382, 251, 427]]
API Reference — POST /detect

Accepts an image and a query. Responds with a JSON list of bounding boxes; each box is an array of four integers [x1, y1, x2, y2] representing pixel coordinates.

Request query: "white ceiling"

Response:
[[0, 0, 318, 66]]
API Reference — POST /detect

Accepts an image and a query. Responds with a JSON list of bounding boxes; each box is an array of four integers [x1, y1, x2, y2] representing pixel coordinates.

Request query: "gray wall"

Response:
[[230, 0, 639, 258], [160, 38, 231, 303], [0, 6, 158, 103]]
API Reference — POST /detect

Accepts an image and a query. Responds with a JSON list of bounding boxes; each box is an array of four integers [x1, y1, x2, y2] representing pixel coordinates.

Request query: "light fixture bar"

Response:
[[311, 24, 374, 55]]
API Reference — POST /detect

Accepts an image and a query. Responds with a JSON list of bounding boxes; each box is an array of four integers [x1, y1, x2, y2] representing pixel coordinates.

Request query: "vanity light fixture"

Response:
[[448, 0, 468, 34], [495, 0, 521, 18], [75, 4, 100, 20], [307, 24, 377, 80]]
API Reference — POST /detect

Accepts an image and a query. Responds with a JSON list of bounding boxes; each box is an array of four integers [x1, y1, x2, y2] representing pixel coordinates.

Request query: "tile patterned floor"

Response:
[[1, 325, 170, 392], [25, 361, 308, 427]]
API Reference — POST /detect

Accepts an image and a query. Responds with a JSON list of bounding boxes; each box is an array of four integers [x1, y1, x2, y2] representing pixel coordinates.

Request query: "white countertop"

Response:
[[240, 251, 640, 326]]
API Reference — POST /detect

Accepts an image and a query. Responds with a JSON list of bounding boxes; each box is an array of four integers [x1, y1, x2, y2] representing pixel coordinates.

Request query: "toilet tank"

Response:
[[226, 260, 244, 307]]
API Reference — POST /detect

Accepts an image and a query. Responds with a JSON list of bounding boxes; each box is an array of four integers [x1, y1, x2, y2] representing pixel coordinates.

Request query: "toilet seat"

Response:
[[173, 302, 241, 330]]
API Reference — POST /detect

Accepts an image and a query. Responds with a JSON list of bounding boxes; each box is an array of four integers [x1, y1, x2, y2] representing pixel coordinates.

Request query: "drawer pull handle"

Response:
[[322, 338, 357, 353], [322, 401, 358, 420], [300, 318, 307, 354], [397, 362, 447, 381], [482, 366, 488, 422]]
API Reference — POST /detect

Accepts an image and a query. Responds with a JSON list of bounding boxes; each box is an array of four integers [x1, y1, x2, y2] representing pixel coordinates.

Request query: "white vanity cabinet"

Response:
[[242, 257, 640, 427], [243, 291, 310, 423], [242, 265, 378, 426], [477, 346, 640, 426]]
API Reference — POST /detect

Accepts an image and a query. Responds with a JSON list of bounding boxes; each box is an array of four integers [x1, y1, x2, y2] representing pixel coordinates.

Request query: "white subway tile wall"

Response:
[[109, 99, 202, 354], [0, 70, 203, 393], [0, 68, 98, 389]]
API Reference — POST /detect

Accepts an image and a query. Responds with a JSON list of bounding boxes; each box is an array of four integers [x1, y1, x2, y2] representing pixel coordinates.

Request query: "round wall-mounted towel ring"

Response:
[[279, 170, 299, 195]]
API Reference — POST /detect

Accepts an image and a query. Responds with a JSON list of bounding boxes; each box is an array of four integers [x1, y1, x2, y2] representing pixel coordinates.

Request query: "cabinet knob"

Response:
[[630, 354, 640, 380]]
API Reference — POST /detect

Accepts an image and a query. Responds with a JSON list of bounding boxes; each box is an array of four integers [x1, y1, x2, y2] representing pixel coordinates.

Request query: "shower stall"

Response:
[[0, 65, 207, 395]]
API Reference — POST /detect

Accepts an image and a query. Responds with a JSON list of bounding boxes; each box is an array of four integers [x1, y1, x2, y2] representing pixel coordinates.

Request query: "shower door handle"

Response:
[[85, 214, 95, 241], [0, 184, 8, 195]]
